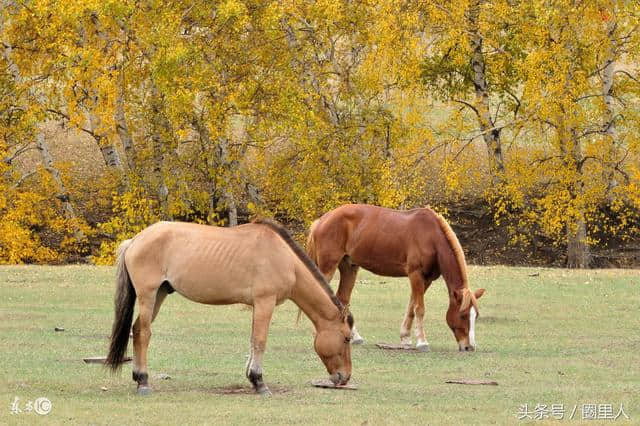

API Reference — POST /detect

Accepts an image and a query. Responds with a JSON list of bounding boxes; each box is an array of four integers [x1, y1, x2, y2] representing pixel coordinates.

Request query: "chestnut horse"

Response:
[[106, 219, 353, 396], [307, 204, 485, 352]]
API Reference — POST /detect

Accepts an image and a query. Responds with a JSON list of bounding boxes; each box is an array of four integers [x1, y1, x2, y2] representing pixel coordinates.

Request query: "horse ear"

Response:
[[474, 288, 486, 300]]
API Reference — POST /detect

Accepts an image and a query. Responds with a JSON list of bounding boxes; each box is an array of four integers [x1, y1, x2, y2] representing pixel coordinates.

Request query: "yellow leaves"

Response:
[[1, 0, 639, 266], [93, 186, 159, 264], [217, 0, 250, 24], [0, 178, 78, 264], [0, 221, 58, 264]]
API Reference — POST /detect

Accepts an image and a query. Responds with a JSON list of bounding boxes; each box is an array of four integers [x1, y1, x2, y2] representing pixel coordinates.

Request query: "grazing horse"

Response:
[[306, 204, 485, 352], [105, 219, 353, 396]]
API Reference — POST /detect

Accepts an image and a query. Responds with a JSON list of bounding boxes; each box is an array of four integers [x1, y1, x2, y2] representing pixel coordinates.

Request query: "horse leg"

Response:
[[336, 256, 363, 344], [409, 271, 429, 351], [131, 291, 157, 395], [317, 256, 340, 283], [246, 296, 276, 396], [151, 284, 170, 322], [399, 294, 415, 345], [132, 285, 169, 387]]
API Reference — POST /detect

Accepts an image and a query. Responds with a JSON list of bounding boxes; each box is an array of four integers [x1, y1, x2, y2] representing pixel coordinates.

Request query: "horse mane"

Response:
[[427, 207, 469, 289], [253, 218, 351, 321]]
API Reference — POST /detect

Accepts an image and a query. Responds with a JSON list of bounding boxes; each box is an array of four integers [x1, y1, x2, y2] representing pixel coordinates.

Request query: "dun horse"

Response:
[[307, 204, 485, 352], [106, 219, 353, 396]]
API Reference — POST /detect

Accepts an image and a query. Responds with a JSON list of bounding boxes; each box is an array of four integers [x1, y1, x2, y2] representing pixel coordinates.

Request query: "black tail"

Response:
[[105, 239, 136, 371]]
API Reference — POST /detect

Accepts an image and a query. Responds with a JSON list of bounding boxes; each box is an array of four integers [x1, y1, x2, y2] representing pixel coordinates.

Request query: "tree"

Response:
[[421, 0, 526, 185]]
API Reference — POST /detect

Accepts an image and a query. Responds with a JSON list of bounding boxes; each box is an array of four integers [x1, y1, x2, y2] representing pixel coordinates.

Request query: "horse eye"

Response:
[[344, 336, 351, 343]]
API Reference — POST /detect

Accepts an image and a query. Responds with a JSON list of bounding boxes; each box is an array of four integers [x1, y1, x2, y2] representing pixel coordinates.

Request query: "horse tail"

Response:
[[306, 219, 320, 264], [105, 239, 136, 371]]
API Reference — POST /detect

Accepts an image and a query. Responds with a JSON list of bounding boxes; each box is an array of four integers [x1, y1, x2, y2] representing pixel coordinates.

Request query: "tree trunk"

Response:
[[192, 109, 238, 226], [602, 19, 618, 197], [35, 131, 85, 241], [3, 37, 84, 240], [85, 111, 125, 170], [281, 19, 341, 126], [562, 124, 591, 269], [149, 82, 171, 219], [77, 16, 126, 174], [214, 137, 238, 227], [566, 219, 590, 268], [225, 191, 238, 227], [467, 1, 505, 183], [151, 132, 169, 219], [114, 68, 136, 171]]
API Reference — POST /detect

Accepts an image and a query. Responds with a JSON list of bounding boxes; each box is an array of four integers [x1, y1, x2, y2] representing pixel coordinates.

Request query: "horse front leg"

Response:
[[399, 294, 415, 345], [336, 257, 363, 344], [408, 271, 429, 352], [246, 296, 276, 396]]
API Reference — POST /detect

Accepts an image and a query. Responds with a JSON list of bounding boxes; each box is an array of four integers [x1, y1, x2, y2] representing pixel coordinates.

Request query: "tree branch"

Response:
[[614, 69, 639, 84], [453, 99, 480, 118]]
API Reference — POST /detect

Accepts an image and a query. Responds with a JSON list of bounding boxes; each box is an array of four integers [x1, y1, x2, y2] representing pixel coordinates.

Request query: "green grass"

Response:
[[1, 265, 639, 425]]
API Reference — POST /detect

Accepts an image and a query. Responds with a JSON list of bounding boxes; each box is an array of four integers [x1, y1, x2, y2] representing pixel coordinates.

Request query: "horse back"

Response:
[[124, 221, 297, 305], [311, 204, 441, 277]]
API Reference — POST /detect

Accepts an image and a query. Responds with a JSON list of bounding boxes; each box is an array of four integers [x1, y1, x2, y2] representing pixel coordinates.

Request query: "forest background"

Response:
[[1, 0, 639, 268]]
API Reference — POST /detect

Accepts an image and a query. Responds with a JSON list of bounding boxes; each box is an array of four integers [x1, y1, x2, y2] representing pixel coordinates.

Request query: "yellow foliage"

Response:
[[1, 0, 639, 266], [92, 186, 160, 265]]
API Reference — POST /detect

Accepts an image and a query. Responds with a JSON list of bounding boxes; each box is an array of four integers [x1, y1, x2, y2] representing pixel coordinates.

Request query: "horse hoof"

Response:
[[137, 386, 152, 396], [257, 386, 272, 397], [351, 337, 365, 345], [416, 343, 430, 352]]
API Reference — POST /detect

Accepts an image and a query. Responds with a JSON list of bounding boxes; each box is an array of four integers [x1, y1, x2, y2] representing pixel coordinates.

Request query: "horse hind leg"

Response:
[[246, 296, 276, 396], [336, 256, 363, 344], [132, 283, 170, 395]]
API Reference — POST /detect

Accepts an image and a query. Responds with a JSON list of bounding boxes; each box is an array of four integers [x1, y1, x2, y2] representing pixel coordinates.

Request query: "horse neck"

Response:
[[437, 243, 467, 299], [290, 263, 342, 330]]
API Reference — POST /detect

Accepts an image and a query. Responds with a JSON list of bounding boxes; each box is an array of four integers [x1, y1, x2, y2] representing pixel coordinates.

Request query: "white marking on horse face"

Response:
[[469, 306, 477, 348]]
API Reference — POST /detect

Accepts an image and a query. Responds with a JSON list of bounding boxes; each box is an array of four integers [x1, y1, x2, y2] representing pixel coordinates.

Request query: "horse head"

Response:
[[313, 310, 353, 385], [447, 288, 485, 351]]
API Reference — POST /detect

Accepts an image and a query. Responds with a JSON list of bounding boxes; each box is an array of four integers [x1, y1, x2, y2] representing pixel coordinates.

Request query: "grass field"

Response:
[[1, 265, 639, 425]]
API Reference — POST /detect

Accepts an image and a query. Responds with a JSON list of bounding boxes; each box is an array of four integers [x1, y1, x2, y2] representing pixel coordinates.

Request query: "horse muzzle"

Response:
[[329, 371, 351, 386], [459, 343, 476, 352]]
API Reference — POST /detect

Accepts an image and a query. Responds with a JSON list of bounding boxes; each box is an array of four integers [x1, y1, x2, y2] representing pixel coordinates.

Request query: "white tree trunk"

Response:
[[85, 111, 125, 170], [602, 19, 618, 196], [35, 132, 85, 241], [467, 1, 505, 182], [150, 82, 171, 219], [192, 107, 238, 227], [114, 67, 136, 171], [3, 37, 84, 240], [225, 190, 238, 227]]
